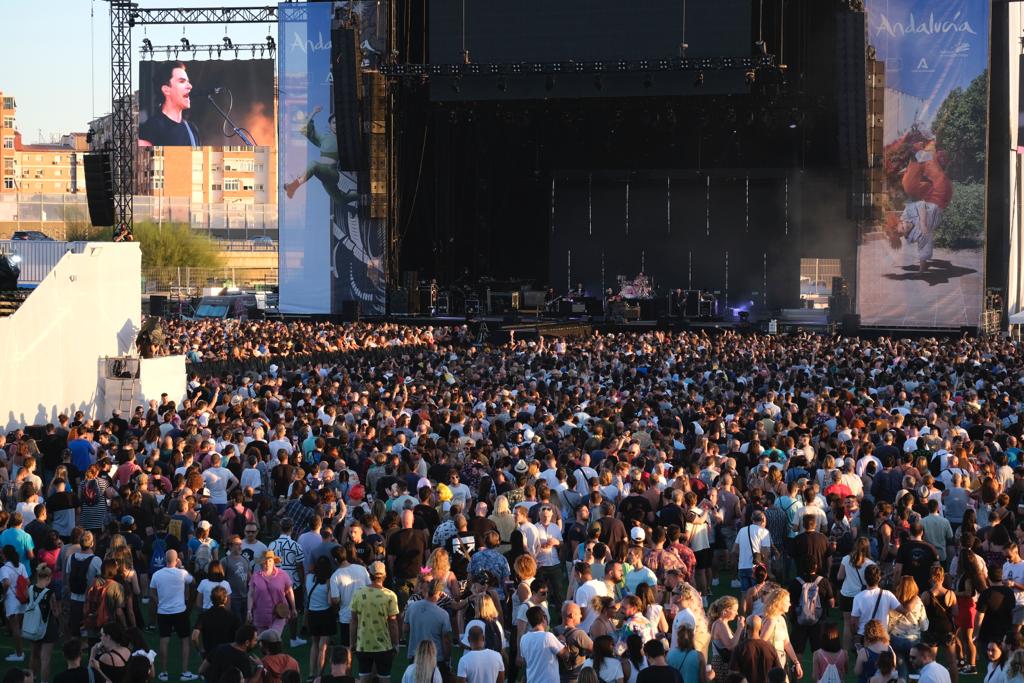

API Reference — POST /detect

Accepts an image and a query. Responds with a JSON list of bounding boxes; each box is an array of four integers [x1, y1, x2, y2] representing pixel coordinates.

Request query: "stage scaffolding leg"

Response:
[[110, 0, 134, 237]]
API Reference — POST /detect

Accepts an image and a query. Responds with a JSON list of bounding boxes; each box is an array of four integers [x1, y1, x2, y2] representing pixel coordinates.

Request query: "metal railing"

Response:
[[215, 239, 278, 252], [142, 266, 278, 294]]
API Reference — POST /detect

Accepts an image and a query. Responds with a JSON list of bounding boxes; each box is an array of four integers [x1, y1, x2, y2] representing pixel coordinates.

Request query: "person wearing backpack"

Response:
[[78, 465, 111, 534], [24, 564, 59, 683], [82, 559, 127, 641], [812, 623, 848, 683], [787, 558, 834, 661], [64, 530, 102, 640], [188, 521, 219, 579], [0, 544, 30, 662]]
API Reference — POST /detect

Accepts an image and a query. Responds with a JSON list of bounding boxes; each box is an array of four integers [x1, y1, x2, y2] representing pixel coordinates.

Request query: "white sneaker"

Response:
[[711, 578, 720, 586], [730, 579, 742, 588], [141, 597, 151, 604], [181, 673, 199, 682], [158, 673, 169, 682], [5, 653, 24, 662], [290, 638, 308, 647]]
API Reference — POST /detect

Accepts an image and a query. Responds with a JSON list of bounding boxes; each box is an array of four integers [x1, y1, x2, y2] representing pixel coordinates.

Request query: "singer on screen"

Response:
[[139, 62, 201, 147]]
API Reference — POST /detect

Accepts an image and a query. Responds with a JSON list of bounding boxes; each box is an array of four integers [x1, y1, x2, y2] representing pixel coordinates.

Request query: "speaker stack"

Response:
[[84, 153, 115, 227]]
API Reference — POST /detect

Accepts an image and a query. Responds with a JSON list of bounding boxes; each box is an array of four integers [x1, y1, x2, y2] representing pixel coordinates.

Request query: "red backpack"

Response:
[[14, 573, 29, 604], [83, 579, 112, 631]]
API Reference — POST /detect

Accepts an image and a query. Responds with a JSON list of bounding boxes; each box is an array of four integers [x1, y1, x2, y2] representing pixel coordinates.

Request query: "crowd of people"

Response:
[[2, 322, 1024, 683], [157, 320, 444, 363]]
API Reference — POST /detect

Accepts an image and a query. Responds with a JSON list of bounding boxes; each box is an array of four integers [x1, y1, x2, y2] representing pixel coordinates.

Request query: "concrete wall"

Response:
[[0, 243, 141, 429], [97, 355, 187, 417]]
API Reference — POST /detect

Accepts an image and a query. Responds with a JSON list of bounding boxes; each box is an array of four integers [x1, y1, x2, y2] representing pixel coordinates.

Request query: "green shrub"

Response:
[[934, 181, 984, 249], [133, 221, 222, 269]]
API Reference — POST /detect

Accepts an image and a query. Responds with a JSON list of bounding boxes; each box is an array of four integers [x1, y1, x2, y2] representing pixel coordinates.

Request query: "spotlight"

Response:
[[142, 38, 153, 54], [180, 37, 191, 50], [461, 49, 471, 65], [86, 128, 95, 144], [266, 35, 276, 51], [223, 36, 233, 50], [745, 70, 756, 86], [694, 71, 704, 87]]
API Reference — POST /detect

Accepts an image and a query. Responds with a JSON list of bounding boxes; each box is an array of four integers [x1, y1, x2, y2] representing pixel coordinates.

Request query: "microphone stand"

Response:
[[205, 94, 255, 146]]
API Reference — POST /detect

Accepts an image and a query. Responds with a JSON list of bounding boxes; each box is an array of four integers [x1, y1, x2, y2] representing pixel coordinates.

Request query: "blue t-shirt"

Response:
[[667, 648, 701, 683], [68, 439, 93, 473], [0, 527, 34, 566]]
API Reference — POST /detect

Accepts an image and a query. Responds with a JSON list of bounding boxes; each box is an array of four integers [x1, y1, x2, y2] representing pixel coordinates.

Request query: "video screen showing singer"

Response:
[[139, 62, 201, 148]]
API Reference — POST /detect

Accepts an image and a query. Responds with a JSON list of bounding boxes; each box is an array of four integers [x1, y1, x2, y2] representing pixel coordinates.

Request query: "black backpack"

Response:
[[68, 554, 92, 595]]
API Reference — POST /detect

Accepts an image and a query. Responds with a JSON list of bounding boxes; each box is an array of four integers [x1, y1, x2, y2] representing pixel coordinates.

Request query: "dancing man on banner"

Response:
[[283, 105, 359, 208]]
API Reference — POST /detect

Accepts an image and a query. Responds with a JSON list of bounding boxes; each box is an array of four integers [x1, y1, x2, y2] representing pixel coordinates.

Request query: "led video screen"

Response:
[[138, 59, 275, 148]]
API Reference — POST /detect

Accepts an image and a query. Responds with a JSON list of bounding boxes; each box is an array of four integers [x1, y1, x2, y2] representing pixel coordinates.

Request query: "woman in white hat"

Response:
[[248, 549, 296, 635]]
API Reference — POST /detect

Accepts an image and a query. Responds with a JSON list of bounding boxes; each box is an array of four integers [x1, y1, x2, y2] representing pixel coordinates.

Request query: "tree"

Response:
[[932, 70, 988, 183], [132, 221, 222, 269]]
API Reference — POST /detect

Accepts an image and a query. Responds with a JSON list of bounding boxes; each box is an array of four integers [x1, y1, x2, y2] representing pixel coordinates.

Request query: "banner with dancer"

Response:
[[857, 0, 988, 327], [278, 1, 334, 313]]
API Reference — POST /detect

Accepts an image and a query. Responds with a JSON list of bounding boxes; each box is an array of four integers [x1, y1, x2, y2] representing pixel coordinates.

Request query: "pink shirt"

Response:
[[249, 567, 291, 626]]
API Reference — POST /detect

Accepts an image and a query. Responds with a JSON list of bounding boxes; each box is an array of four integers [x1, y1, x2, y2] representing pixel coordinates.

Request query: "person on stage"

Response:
[[139, 62, 201, 148]]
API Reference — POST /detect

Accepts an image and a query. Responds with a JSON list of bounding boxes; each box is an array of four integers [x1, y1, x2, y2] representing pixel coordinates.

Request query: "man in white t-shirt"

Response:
[[150, 550, 197, 681], [534, 505, 563, 602], [457, 624, 505, 683], [515, 506, 540, 556], [574, 563, 609, 628], [330, 548, 371, 646], [517, 605, 566, 683], [733, 510, 773, 591], [911, 642, 951, 683], [201, 453, 238, 512], [850, 564, 904, 635]]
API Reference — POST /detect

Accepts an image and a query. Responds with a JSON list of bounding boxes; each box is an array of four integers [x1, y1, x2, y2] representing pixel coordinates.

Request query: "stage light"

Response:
[[745, 70, 756, 86], [462, 50, 471, 65], [739, 311, 750, 322], [617, 60, 628, 72], [180, 37, 191, 50], [142, 38, 153, 54], [223, 37, 233, 50], [266, 35, 276, 51], [754, 40, 768, 56], [694, 72, 704, 87]]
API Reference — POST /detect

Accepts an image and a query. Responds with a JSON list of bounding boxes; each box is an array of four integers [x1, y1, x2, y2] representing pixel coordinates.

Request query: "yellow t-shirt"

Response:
[[350, 585, 399, 652]]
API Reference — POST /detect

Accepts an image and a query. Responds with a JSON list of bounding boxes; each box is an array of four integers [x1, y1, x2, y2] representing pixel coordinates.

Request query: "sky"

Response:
[[2, 0, 271, 143]]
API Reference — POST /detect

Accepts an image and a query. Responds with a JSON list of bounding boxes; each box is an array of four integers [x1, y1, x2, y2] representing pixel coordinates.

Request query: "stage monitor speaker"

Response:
[[341, 300, 360, 322], [84, 153, 115, 227], [149, 295, 167, 317], [390, 288, 409, 315], [842, 313, 860, 335]]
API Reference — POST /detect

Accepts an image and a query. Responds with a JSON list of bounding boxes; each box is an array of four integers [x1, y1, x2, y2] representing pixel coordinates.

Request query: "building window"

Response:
[[224, 179, 239, 191], [2, 178, 13, 189], [2, 97, 14, 110], [55, 169, 61, 176], [152, 178, 164, 190], [52, 155, 61, 164], [242, 181, 254, 191], [2, 137, 12, 150], [2, 159, 12, 172], [254, 163, 264, 173], [2, 117, 12, 129], [255, 184, 264, 191], [211, 183, 222, 191]]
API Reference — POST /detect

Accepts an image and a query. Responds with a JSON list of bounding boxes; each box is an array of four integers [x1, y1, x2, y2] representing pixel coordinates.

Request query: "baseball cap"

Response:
[[630, 527, 646, 543], [368, 561, 387, 577], [120, 515, 135, 527], [258, 630, 281, 644], [197, 520, 212, 530], [200, 488, 211, 497]]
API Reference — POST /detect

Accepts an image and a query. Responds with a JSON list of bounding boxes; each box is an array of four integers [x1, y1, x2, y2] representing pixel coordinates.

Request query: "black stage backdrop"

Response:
[[549, 171, 799, 312]]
